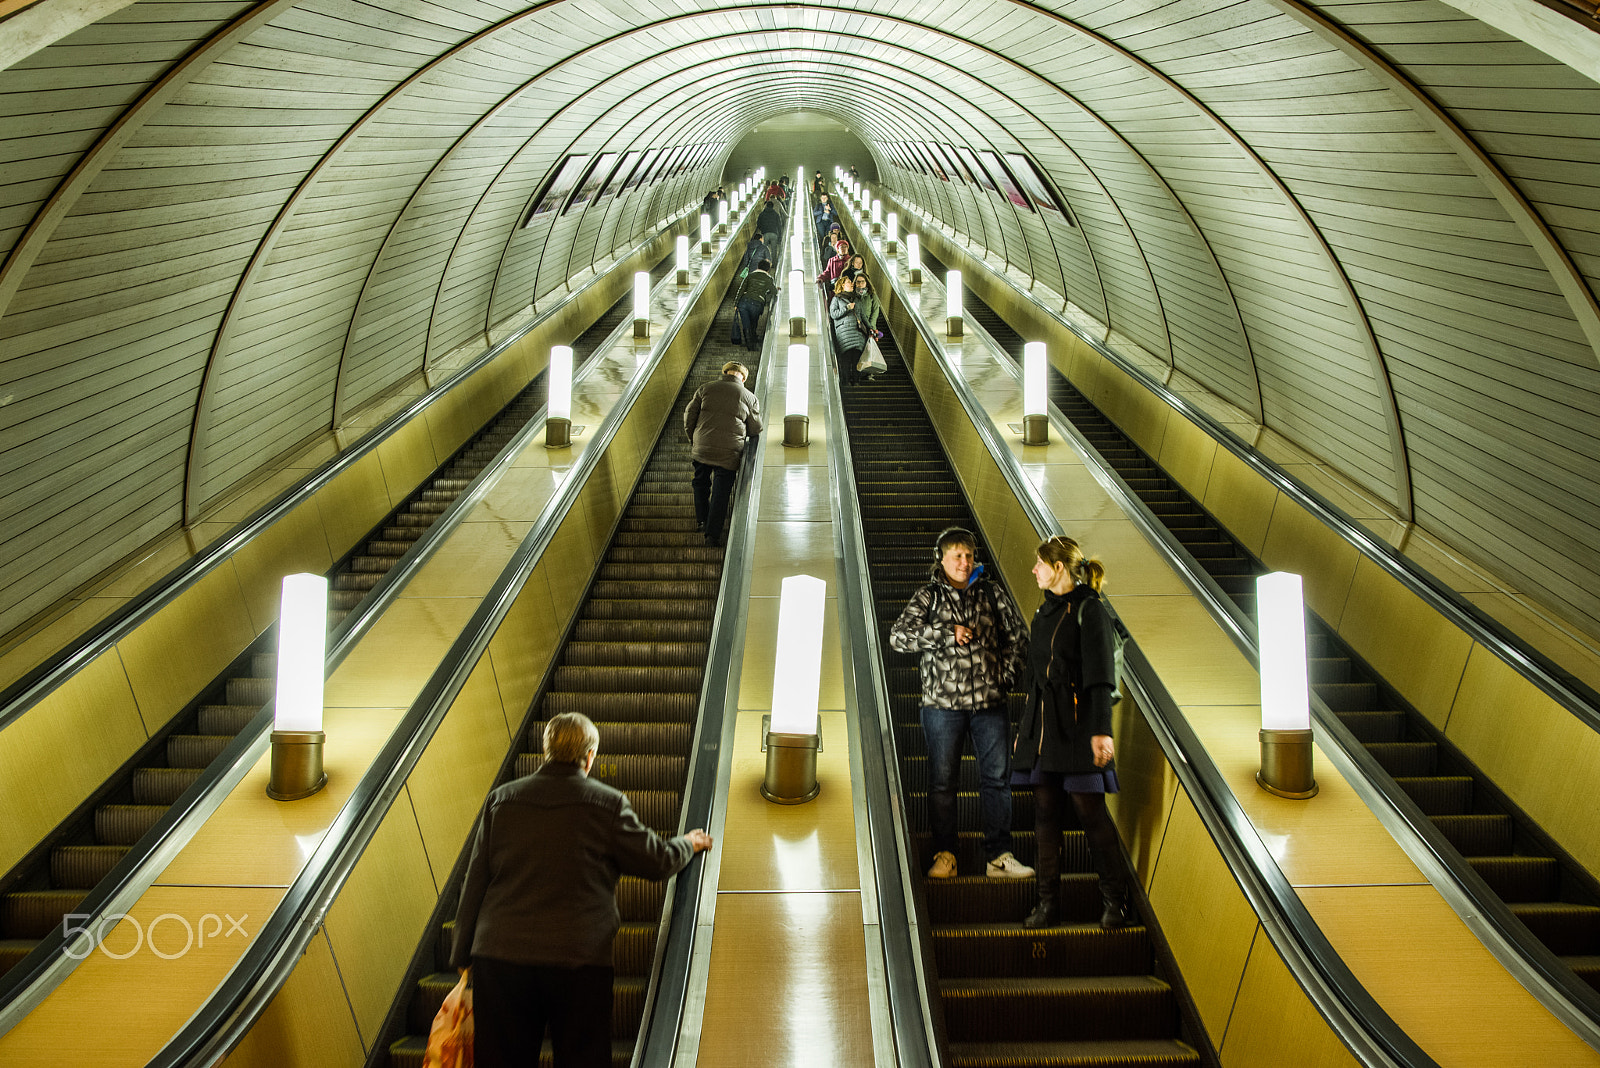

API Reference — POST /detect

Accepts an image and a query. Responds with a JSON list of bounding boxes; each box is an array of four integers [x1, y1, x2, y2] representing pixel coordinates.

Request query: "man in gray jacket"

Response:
[[451, 713, 712, 1067], [683, 361, 762, 547]]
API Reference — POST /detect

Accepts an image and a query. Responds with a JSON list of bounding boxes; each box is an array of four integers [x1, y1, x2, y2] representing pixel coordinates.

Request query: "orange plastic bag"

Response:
[[424, 970, 473, 1068]]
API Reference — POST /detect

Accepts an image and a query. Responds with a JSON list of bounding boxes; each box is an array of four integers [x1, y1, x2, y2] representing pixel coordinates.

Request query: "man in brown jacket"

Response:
[[683, 360, 762, 547]]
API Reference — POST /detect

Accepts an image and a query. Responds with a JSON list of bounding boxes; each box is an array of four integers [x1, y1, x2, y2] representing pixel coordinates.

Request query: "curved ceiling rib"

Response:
[[1270, 0, 1600, 369]]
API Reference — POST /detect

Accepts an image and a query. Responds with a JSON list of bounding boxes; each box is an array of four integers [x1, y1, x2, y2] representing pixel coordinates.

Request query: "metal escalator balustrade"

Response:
[[381, 272, 760, 1068], [825, 245, 1203, 1066], [0, 256, 673, 1014], [925, 247, 1600, 1022]]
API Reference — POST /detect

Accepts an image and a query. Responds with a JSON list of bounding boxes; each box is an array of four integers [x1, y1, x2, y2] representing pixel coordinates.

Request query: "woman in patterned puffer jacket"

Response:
[[889, 527, 1033, 882]]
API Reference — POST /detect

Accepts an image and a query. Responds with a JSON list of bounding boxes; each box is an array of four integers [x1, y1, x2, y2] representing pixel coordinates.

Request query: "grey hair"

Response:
[[544, 712, 600, 765]]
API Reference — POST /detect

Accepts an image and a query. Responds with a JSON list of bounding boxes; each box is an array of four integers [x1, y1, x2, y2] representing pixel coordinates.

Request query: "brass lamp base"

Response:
[[783, 414, 809, 448], [909, 267, 922, 286], [701, 241, 712, 256], [886, 240, 898, 255], [947, 316, 963, 339], [267, 730, 327, 801], [789, 316, 806, 339], [761, 718, 821, 805], [544, 416, 571, 449], [1022, 413, 1049, 446], [1258, 727, 1318, 799], [676, 269, 690, 286], [633, 318, 649, 339]]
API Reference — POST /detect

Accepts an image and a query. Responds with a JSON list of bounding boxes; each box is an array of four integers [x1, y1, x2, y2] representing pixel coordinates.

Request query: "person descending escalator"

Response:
[[830, 276, 870, 386], [890, 527, 1034, 882], [850, 274, 885, 381], [1012, 534, 1130, 930]]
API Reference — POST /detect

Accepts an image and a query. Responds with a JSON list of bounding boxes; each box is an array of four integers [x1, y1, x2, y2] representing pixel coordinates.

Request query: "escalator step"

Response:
[[549, 666, 704, 693], [131, 766, 203, 805], [925, 875, 1102, 926], [167, 734, 234, 768], [1394, 776, 1472, 815], [1311, 682, 1379, 712], [933, 924, 1151, 978], [52, 844, 130, 887], [1363, 742, 1436, 777], [226, 676, 273, 705], [562, 642, 709, 668], [513, 753, 686, 792], [1336, 710, 1407, 743], [541, 692, 699, 722], [0, 940, 32, 973], [1509, 902, 1600, 956], [948, 1039, 1201, 1067], [1, 889, 86, 939], [940, 975, 1176, 1042], [1432, 814, 1513, 856], [527, 721, 693, 756], [617, 876, 667, 922], [912, 831, 1086, 875], [96, 804, 166, 846], [571, 619, 713, 643], [1467, 856, 1559, 903], [1566, 956, 1600, 994], [388, 1037, 634, 1068], [198, 704, 259, 735], [582, 598, 715, 621], [1308, 658, 1353, 684]]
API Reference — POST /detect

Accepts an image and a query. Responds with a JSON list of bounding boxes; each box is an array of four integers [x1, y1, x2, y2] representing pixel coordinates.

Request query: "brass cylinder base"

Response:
[[886, 240, 898, 255], [701, 241, 712, 256], [676, 269, 690, 286], [1258, 727, 1318, 799], [267, 730, 327, 801], [762, 731, 820, 805], [544, 416, 572, 449], [1022, 413, 1049, 446], [783, 413, 809, 448], [789, 316, 807, 339], [871, 222, 882, 235], [633, 318, 650, 339], [947, 316, 963, 339], [909, 268, 922, 286]]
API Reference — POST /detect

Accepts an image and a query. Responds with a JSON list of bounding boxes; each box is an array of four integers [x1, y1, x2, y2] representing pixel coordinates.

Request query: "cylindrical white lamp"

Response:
[[871, 199, 882, 234], [886, 211, 899, 254], [268, 573, 329, 800], [908, 233, 922, 285], [700, 212, 712, 254], [784, 343, 809, 447], [1258, 571, 1318, 798], [716, 199, 729, 235], [790, 234, 802, 267], [946, 270, 963, 338], [545, 344, 573, 448], [762, 573, 826, 803], [675, 234, 690, 285], [1022, 341, 1049, 445], [632, 271, 650, 339], [789, 267, 807, 338]]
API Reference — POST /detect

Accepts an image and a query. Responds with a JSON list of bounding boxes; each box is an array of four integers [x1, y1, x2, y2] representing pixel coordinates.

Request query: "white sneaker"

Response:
[[986, 852, 1035, 880], [927, 850, 957, 879]]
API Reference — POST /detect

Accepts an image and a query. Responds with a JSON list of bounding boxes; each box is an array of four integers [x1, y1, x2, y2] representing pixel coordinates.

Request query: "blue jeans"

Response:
[[733, 298, 766, 350], [921, 704, 1012, 860]]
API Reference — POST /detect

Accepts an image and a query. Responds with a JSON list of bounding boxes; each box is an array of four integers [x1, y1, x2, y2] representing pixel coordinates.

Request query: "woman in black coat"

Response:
[[1011, 535, 1128, 929]]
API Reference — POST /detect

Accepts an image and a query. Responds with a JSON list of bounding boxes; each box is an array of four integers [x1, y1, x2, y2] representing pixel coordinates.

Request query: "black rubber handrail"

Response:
[[143, 201, 749, 1068], [846, 208, 1440, 1068], [0, 215, 691, 738], [885, 194, 1600, 739]]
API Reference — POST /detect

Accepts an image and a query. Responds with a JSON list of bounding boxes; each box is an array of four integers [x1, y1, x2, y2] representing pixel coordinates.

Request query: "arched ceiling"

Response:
[[1, 0, 1598, 641]]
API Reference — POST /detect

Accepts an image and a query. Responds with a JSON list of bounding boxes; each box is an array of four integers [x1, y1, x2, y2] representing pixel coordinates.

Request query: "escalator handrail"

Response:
[[634, 205, 776, 1068], [814, 233, 946, 1067], [884, 193, 1600, 739], [889, 211, 1600, 1043], [0, 240, 695, 1027], [141, 221, 745, 1068], [850, 217, 1440, 1068], [0, 214, 692, 738]]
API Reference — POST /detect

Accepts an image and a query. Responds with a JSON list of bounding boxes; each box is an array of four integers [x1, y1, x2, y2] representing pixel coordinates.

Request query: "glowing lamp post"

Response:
[[790, 234, 802, 268], [545, 344, 573, 448], [784, 343, 809, 447], [1257, 572, 1318, 798], [716, 199, 729, 235], [762, 574, 826, 804], [631, 272, 651, 340], [789, 267, 807, 339], [871, 199, 882, 235], [267, 573, 329, 800], [675, 234, 690, 285], [946, 270, 963, 338], [1022, 342, 1049, 445], [699, 212, 712, 255], [886, 211, 899, 255], [908, 233, 922, 285]]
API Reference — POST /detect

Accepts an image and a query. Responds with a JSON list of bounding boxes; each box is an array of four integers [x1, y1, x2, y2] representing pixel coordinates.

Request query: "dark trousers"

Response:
[[920, 704, 1012, 860], [1033, 773, 1126, 904], [733, 298, 766, 350], [838, 342, 864, 384], [471, 956, 614, 1068], [691, 460, 738, 540]]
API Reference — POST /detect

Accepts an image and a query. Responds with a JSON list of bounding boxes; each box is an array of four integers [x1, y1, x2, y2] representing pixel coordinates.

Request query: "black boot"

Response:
[[1023, 833, 1061, 929], [1092, 850, 1129, 929]]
